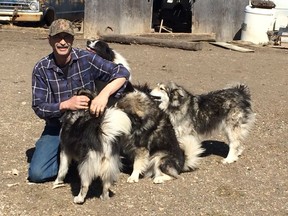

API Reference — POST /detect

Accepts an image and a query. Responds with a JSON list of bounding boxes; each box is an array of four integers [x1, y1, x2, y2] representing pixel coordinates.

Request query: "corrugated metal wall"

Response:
[[192, 0, 249, 41], [84, 0, 153, 39]]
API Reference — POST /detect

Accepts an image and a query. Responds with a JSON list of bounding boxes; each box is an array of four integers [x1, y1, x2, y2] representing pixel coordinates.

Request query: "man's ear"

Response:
[[48, 36, 53, 46]]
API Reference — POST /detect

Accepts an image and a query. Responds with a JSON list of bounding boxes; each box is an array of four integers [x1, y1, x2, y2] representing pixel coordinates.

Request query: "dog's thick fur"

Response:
[[53, 89, 131, 204], [150, 82, 255, 164], [115, 85, 185, 184], [86, 39, 131, 76]]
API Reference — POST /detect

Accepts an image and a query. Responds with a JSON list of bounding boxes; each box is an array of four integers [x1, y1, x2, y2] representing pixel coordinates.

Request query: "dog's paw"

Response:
[[153, 173, 174, 184], [153, 176, 166, 184], [127, 171, 140, 183], [52, 181, 65, 189], [73, 196, 85, 204], [100, 192, 110, 200], [236, 146, 245, 156], [153, 179, 164, 184], [127, 175, 139, 183], [222, 157, 238, 164]]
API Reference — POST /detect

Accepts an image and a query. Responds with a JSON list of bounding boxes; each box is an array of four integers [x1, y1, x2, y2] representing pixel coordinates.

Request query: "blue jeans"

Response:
[[28, 125, 61, 183]]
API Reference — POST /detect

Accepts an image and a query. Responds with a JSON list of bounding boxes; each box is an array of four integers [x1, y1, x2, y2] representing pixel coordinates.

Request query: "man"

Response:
[[29, 19, 130, 183]]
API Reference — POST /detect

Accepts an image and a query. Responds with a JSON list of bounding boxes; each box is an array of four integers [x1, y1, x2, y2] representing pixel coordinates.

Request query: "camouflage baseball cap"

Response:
[[49, 19, 75, 36]]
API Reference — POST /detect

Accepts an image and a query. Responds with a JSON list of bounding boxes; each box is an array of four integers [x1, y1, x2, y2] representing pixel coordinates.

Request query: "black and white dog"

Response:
[[86, 39, 131, 78], [86, 39, 134, 105], [150, 82, 255, 164], [52, 89, 131, 204], [115, 84, 186, 184]]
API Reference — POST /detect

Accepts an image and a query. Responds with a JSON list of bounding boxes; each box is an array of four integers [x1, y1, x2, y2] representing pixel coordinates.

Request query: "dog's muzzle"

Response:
[[150, 95, 162, 101]]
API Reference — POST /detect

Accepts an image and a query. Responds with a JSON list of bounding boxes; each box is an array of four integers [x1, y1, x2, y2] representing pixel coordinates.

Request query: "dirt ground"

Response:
[[0, 25, 287, 216]]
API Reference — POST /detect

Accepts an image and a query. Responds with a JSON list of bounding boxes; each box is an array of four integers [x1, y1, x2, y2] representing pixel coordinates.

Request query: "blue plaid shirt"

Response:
[[32, 48, 130, 124]]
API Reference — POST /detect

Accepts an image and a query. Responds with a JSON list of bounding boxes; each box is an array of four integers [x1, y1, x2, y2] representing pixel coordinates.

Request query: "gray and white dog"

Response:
[[115, 84, 185, 184], [150, 82, 255, 164]]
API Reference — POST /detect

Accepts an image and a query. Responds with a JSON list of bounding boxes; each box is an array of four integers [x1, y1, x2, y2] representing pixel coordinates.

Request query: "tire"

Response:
[[43, 8, 55, 26]]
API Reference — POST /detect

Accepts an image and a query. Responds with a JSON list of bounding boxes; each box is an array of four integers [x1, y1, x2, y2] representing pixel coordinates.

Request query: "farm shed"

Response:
[[83, 0, 249, 42], [192, 0, 249, 41], [84, 0, 153, 39]]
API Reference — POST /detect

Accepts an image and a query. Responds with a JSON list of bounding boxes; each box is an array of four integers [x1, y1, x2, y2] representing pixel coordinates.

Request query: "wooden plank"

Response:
[[137, 33, 216, 42], [272, 44, 288, 49], [209, 42, 254, 53], [100, 34, 203, 51]]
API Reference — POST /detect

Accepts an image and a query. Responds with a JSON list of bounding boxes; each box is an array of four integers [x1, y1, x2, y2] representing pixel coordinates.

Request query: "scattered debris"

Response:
[[3, 168, 19, 176], [12, 168, 19, 176], [7, 183, 20, 187], [27, 181, 36, 185], [209, 42, 255, 52], [52, 183, 66, 189]]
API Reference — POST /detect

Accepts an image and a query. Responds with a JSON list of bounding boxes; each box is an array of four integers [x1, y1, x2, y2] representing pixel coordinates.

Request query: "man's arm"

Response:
[[90, 77, 126, 117]]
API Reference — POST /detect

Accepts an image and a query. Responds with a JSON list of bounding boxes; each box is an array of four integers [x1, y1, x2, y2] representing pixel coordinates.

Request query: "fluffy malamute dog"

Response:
[[53, 89, 131, 204], [150, 82, 255, 164], [115, 85, 185, 184]]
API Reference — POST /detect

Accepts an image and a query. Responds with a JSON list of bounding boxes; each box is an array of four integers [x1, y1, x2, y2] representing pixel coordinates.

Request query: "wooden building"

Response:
[[84, 0, 153, 39], [192, 0, 249, 41], [84, 0, 250, 42]]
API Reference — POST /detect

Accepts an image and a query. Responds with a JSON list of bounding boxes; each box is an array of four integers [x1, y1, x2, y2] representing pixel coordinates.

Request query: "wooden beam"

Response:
[[99, 34, 203, 51], [138, 33, 216, 42]]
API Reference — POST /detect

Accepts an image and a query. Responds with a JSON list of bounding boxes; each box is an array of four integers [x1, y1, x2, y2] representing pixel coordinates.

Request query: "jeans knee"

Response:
[[28, 165, 56, 183], [28, 173, 41, 183], [28, 165, 45, 183]]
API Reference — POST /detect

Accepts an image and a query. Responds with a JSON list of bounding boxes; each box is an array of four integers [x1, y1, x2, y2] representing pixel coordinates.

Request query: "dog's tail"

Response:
[[178, 135, 205, 172], [147, 152, 183, 182], [159, 156, 183, 179], [101, 107, 131, 144], [236, 84, 252, 100], [234, 84, 256, 138]]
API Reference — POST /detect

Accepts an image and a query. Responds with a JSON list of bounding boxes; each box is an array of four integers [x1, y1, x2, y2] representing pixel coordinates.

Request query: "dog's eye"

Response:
[[159, 86, 165, 91]]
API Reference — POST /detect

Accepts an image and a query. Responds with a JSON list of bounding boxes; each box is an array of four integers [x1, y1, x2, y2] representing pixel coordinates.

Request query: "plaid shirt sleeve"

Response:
[[32, 49, 130, 121], [32, 56, 62, 120], [87, 51, 130, 97]]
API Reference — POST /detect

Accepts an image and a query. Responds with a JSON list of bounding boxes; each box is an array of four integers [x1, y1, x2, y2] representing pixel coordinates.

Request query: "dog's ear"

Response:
[[124, 81, 135, 93], [169, 83, 185, 98], [167, 81, 178, 92], [176, 88, 185, 98], [157, 83, 167, 92], [168, 81, 177, 88], [86, 40, 91, 47]]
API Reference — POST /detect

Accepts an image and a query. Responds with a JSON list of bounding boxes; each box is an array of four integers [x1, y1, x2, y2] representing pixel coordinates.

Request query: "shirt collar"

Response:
[[47, 48, 78, 70]]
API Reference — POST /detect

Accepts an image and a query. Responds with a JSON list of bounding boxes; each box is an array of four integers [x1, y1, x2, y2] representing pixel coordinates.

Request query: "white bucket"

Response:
[[241, 6, 275, 44]]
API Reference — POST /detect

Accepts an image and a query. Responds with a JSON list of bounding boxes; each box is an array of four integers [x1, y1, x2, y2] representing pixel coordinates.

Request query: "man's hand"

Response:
[[60, 95, 90, 111], [90, 93, 109, 117], [89, 77, 126, 117]]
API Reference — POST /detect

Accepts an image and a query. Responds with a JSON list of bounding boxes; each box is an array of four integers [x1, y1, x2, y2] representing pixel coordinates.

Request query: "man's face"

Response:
[[49, 33, 74, 57]]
